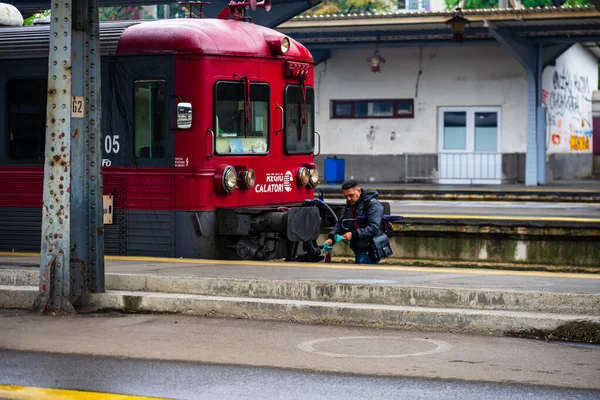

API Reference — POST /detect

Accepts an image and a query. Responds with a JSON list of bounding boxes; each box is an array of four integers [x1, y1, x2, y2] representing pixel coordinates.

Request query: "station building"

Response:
[[278, 7, 600, 184]]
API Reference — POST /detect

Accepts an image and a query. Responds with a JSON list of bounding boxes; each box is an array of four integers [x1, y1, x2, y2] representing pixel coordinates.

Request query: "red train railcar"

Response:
[[0, 5, 324, 261]]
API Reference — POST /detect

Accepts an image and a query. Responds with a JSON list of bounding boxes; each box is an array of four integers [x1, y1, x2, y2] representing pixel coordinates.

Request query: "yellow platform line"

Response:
[[399, 214, 600, 223], [380, 200, 600, 206], [0, 384, 166, 400], [335, 187, 600, 193], [1, 252, 598, 280]]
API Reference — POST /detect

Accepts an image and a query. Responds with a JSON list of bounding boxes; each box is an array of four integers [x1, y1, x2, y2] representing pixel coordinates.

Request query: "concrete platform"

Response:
[[1, 254, 598, 342]]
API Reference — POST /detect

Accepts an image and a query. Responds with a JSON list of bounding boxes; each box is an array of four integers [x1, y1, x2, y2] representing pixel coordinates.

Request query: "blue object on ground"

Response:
[[324, 156, 345, 184]]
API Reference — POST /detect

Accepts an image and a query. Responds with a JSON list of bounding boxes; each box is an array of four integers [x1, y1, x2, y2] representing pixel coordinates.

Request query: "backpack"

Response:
[[382, 220, 394, 238], [364, 197, 394, 238]]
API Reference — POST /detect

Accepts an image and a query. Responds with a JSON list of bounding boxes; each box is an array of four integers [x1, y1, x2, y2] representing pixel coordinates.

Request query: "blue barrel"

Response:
[[324, 156, 345, 184]]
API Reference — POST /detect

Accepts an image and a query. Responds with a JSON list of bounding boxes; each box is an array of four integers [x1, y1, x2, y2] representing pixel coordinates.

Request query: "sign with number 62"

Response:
[[71, 96, 84, 118]]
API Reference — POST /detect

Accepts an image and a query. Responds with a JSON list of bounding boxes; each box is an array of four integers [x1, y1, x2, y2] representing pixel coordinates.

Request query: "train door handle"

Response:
[[206, 128, 214, 159], [315, 130, 321, 156], [276, 104, 284, 135]]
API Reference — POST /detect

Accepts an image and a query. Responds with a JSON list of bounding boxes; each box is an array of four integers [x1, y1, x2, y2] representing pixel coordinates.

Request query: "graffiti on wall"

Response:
[[541, 46, 596, 154], [366, 125, 376, 149], [542, 67, 593, 152]]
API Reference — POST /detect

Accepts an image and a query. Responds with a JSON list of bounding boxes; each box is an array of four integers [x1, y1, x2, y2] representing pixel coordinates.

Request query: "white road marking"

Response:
[[297, 336, 452, 359]]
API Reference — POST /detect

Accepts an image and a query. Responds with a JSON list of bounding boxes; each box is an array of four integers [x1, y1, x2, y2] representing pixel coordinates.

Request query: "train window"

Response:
[[214, 81, 269, 155], [134, 80, 167, 159], [284, 85, 314, 155], [6, 78, 47, 162]]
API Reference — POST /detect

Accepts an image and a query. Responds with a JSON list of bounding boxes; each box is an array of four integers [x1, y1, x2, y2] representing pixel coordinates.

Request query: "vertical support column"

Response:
[[525, 70, 538, 186], [72, 0, 104, 293], [536, 44, 546, 185], [537, 106, 547, 185], [34, 0, 104, 314], [86, 0, 105, 293], [489, 26, 540, 186]]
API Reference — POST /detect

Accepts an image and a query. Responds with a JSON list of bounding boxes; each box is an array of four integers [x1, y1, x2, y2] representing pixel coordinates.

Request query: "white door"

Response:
[[438, 107, 501, 184]]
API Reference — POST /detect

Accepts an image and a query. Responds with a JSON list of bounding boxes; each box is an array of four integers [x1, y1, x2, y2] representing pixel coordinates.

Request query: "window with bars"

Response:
[[397, 0, 430, 11], [331, 99, 414, 119]]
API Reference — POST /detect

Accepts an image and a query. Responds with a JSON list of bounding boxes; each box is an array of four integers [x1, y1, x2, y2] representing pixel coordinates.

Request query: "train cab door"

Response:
[[283, 84, 316, 156], [102, 56, 177, 257]]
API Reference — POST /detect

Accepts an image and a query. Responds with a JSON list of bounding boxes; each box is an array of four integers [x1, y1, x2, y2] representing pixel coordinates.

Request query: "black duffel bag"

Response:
[[370, 233, 393, 261]]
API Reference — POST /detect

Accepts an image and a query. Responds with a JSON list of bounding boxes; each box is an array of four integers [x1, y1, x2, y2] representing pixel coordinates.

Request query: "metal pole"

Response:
[[536, 44, 547, 185], [34, 0, 104, 314], [525, 69, 538, 186]]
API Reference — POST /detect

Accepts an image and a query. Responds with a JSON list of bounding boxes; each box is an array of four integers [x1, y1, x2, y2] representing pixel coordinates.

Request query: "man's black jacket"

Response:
[[328, 190, 384, 253]]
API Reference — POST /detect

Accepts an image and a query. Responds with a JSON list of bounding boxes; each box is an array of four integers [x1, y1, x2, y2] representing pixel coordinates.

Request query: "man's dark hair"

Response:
[[341, 179, 359, 190]]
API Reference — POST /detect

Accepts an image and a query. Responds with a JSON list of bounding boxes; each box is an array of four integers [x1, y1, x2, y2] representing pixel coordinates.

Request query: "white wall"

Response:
[[542, 43, 598, 154], [315, 45, 528, 155], [429, 0, 447, 12]]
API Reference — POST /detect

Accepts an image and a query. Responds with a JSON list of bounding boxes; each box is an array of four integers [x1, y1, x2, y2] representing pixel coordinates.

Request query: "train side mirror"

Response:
[[177, 102, 192, 129]]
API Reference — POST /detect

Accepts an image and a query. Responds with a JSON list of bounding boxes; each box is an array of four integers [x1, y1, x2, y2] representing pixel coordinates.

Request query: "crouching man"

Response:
[[324, 179, 384, 264]]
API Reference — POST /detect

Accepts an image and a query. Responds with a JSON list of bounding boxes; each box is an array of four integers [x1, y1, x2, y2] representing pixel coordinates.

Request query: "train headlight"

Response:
[[297, 167, 309, 186], [223, 166, 238, 193], [280, 37, 290, 54], [265, 36, 290, 56], [309, 168, 319, 188], [240, 169, 256, 189]]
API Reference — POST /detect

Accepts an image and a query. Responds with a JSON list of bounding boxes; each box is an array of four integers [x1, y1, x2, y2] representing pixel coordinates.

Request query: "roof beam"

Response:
[[280, 7, 600, 29], [303, 39, 497, 50], [488, 24, 536, 70], [284, 27, 490, 41], [310, 49, 331, 64], [542, 43, 571, 67], [533, 35, 600, 44]]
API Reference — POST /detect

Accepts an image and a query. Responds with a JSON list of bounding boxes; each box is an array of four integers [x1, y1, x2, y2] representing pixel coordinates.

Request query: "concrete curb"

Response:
[[105, 273, 600, 316], [2, 282, 599, 339], [0, 285, 37, 309], [59, 289, 600, 335], [0, 269, 37, 286], [1, 269, 599, 315]]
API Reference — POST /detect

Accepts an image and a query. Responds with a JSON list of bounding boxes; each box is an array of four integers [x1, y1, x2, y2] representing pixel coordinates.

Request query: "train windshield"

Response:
[[214, 81, 269, 155], [284, 85, 314, 155]]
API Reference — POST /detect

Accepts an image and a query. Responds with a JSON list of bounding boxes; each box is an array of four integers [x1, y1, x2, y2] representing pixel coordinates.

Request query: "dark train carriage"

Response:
[[0, 12, 323, 261]]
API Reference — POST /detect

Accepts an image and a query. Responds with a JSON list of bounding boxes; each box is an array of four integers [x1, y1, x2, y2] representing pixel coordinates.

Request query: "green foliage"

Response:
[[444, 0, 495, 8], [21, 6, 148, 25], [23, 10, 51, 26], [562, 0, 592, 5], [302, 0, 392, 16], [99, 6, 143, 21], [444, 0, 590, 9]]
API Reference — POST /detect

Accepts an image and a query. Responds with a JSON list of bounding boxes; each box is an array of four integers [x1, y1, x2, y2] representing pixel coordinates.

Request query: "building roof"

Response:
[[0, 19, 312, 61], [277, 6, 600, 48]]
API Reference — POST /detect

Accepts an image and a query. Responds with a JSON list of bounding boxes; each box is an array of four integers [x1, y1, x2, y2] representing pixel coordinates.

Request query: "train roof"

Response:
[[0, 18, 313, 63]]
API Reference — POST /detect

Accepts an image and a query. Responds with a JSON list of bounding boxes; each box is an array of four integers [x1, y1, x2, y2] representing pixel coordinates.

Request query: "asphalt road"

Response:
[[0, 309, 599, 399], [1, 349, 599, 400]]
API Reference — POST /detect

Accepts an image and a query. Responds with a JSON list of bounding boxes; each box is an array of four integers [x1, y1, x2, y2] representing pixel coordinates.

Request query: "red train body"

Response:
[[0, 11, 324, 261]]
